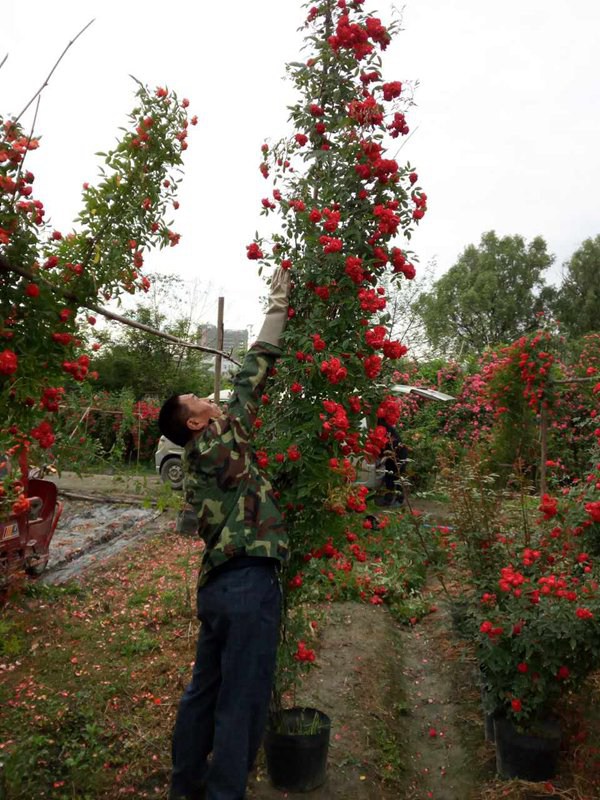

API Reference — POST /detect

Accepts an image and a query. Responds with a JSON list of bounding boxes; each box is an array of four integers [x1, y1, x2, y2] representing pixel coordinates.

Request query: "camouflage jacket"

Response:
[[183, 341, 288, 585]]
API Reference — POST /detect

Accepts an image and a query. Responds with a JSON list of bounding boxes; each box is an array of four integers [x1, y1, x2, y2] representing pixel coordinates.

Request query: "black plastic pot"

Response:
[[484, 707, 504, 743], [479, 681, 502, 743], [494, 715, 561, 781], [264, 707, 331, 792]]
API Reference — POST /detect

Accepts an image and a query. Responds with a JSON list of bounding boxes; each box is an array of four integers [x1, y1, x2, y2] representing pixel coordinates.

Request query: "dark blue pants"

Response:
[[170, 563, 281, 800]]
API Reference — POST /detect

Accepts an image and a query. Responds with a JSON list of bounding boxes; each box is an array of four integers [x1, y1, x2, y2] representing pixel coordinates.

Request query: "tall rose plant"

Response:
[[249, 0, 425, 562], [0, 83, 195, 513]]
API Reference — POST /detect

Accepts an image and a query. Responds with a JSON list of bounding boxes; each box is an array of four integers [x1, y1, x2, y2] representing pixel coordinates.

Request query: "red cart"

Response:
[[0, 476, 63, 589]]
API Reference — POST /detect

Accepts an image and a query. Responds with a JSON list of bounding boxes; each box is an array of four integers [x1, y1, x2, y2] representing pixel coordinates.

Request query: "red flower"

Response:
[[289, 573, 303, 589], [0, 349, 18, 375], [287, 445, 301, 461], [382, 340, 408, 360], [365, 325, 386, 349], [576, 607, 594, 620], [12, 495, 30, 515], [246, 242, 263, 260], [511, 698, 522, 713], [348, 95, 383, 127], [25, 283, 40, 297], [293, 640, 315, 662], [382, 81, 402, 101], [255, 450, 269, 469], [319, 235, 343, 254], [363, 354, 382, 379], [584, 501, 600, 523], [556, 666, 570, 680], [294, 133, 308, 146], [311, 334, 326, 352], [345, 255, 364, 284], [388, 112, 409, 138], [31, 420, 55, 448], [320, 357, 347, 384]]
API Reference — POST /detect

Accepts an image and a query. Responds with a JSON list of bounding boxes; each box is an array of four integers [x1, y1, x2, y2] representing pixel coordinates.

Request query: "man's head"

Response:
[[158, 394, 223, 447]]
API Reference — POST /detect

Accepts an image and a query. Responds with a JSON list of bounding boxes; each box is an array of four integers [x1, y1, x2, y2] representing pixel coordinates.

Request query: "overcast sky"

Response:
[[2, 0, 599, 335]]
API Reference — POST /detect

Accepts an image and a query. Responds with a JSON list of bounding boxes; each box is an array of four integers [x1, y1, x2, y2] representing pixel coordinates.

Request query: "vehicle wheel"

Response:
[[160, 456, 183, 490]]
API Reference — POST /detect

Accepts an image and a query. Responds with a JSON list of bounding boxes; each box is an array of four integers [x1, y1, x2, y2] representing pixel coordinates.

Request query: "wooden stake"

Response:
[[539, 404, 548, 498], [213, 297, 224, 402]]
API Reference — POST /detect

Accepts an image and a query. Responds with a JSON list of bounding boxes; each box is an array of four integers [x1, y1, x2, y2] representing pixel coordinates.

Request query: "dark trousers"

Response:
[[170, 563, 281, 800]]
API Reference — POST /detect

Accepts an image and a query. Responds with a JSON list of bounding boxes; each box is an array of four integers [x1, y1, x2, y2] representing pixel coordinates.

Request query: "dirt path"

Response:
[[249, 597, 492, 800], [397, 590, 494, 799], [249, 602, 405, 800]]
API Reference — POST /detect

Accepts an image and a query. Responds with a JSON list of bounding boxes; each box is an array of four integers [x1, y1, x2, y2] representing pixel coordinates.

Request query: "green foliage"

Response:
[[552, 235, 600, 338], [414, 231, 554, 357], [1, 698, 113, 799]]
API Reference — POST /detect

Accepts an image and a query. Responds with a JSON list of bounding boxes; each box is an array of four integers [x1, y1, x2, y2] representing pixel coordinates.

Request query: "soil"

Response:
[[249, 596, 494, 800], [32, 477, 499, 798], [39, 471, 176, 584]]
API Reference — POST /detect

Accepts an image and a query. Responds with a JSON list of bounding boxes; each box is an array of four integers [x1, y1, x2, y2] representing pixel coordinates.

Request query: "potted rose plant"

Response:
[[475, 478, 600, 781], [244, 0, 427, 789]]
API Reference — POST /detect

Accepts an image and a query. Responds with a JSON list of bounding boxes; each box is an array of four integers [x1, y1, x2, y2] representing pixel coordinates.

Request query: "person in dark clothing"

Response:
[[159, 268, 290, 800], [376, 418, 407, 507]]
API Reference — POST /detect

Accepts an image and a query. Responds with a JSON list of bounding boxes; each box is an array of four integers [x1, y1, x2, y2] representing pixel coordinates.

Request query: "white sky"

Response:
[[2, 0, 599, 335]]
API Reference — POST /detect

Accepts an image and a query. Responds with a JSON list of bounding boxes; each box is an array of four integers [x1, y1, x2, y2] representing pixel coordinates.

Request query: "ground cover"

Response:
[[2, 501, 600, 799]]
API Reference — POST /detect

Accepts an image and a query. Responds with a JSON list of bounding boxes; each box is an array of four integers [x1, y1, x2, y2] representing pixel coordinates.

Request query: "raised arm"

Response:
[[226, 268, 291, 431]]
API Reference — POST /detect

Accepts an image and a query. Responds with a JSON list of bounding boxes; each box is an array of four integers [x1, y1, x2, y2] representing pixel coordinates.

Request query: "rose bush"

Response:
[[1, 82, 195, 513], [474, 448, 600, 727], [237, 0, 428, 701], [249, 0, 425, 552]]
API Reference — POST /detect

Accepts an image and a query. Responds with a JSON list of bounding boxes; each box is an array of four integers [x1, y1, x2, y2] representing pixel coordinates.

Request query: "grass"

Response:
[[0, 530, 203, 800]]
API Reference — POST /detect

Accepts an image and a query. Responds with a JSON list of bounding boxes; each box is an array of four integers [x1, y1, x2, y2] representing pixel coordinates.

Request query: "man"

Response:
[[376, 417, 407, 507], [159, 268, 291, 800]]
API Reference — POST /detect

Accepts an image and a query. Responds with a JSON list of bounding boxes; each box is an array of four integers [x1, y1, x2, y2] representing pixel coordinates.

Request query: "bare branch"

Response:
[[0, 53, 8, 72], [0, 255, 242, 366], [13, 19, 95, 125], [14, 96, 41, 187]]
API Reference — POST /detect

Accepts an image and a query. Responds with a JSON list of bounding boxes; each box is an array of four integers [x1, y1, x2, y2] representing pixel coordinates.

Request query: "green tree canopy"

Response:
[[414, 231, 554, 356], [91, 274, 213, 400], [552, 235, 600, 338]]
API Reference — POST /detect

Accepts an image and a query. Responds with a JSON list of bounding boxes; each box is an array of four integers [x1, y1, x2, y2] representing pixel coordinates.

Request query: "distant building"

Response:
[[199, 325, 248, 375]]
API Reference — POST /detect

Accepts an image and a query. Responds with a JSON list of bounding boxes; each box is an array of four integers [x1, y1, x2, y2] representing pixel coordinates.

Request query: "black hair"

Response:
[[158, 394, 193, 447]]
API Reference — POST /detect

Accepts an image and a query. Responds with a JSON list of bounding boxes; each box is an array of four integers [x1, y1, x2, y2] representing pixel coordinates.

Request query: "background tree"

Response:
[[91, 274, 213, 399], [414, 231, 554, 357], [552, 235, 600, 338]]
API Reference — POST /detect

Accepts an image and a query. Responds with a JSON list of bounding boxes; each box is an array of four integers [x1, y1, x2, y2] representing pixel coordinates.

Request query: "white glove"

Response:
[[256, 267, 291, 347]]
